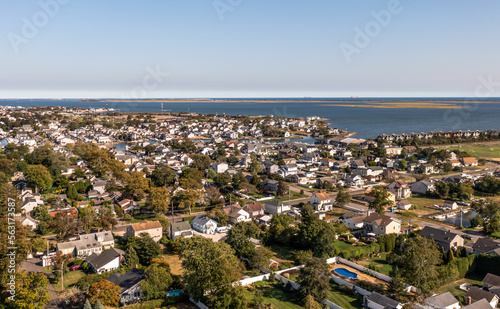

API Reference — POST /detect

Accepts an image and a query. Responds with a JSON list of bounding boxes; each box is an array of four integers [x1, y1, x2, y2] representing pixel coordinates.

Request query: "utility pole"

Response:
[[61, 261, 64, 292]]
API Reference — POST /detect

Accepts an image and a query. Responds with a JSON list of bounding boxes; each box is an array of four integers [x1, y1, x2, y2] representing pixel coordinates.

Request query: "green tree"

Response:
[[304, 294, 322, 309], [368, 186, 392, 214], [214, 173, 232, 188], [135, 234, 162, 265], [299, 257, 330, 300], [93, 299, 105, 309], [386, 266, 405, 301], [249, 155, 261, 173], [232, 172, 247, 190], [335, 188, 351, 207], [146, 186, 171, 214], [266, 214, 297, 245], [25, 164, 53, 192], [67, 185, 79, 200], [151, 164, 176, 187], [179, 237, 242, 306], [226, 222, 260, 258], [6, 271, 51, 309], [141, 262, 174, 300], [125, 246, 139, 268], [400, 236, 441, 297], [176, 189, 202, 215], [191, 154, 212, 170]]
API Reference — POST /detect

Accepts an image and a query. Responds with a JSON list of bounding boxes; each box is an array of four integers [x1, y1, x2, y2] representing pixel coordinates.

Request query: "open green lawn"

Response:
[[244, 282, 303, 309], [438, 273, 484, 300], [326, 283, 364, 309], [275, 192, 308, 201], [492, 231, 500, 239], [53, 270, 86, 293], [332, 241, 355, 252], [407, 196, 444, 209], [357, 253, 393, 276], [441, 144, 500, 159], [268, 244, 297, 265]]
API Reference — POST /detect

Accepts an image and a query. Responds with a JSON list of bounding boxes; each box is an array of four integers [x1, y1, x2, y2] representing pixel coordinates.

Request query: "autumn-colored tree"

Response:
[[368, 186, 393, 214], [176, 189, 202, 215], [125, 171, 149, 200], [146, 186, 170, 214], [87, 279, 121, 307], [6, 271, 51, 309]]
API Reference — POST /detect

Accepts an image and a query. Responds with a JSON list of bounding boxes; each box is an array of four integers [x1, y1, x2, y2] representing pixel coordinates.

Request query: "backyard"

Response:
[[53, 270, 86, 293], [437, 273, 484, 300], [326, 283, 364, 309], [356, 253, 393, 276], [243, 281, 303, 309]]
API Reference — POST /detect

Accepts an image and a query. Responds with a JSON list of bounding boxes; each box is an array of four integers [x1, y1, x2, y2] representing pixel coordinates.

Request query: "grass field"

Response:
[[163, 254, 184, 276], [327, 283, 364, 309], [357, 253, 393, 276], [441, 144, 500, 160], [53, 270, 85, 293], [407, 196, 444, 209], [244, 282, 303, 309], [275, 191, 308, 201], [332, 241, 355, 252]]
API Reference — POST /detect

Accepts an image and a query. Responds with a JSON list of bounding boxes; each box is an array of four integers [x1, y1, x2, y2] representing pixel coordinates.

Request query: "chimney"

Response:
[[465, 296, 471, 305]]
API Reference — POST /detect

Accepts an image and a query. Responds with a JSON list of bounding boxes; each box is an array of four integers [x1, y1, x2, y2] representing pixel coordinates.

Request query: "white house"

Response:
[[227, 206, 251, 224], [264, 200, 292, 215], [85, 248, 124, 274], [423, 292, 460, 309], [107, 268, 146, 304], [310, 191, 333, 212]]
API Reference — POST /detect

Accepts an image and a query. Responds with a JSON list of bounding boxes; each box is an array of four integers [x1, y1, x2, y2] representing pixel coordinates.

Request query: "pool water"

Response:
[[167, 289, 184, 297], [334, 268, 358, 279]]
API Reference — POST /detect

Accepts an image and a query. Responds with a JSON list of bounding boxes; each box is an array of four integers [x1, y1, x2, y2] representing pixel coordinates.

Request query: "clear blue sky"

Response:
[[1, 0, 499, 98]]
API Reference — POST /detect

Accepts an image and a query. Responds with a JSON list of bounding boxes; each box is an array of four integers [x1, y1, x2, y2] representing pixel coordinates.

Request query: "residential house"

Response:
[[345, 174, 364, 186], [387, 180, 411, 199], [107, 268, 146, 304], [227, 206, 251, 224], [21, 198, 38, 213], [278, 165, 297, 178], [464, 287, 499, 308], [169, 221, 194, 240], [363, 213, 401, 236], [461, 299, 495, 309], [310, 191, 333, 212], [472, 238, 500, 255], [79, 230, 115, 249], [351, 159, 366, 169], [191, 215, 218, 234], [396, 200, 412, 210], [483, 273, 500, 297], [211, 162, 228, 173], [443, 200, 458, 210], [92, 180, 107, 194], [264, 200, 292, 215], [317, 177, 335, 188], [410, 180, 435, 195], [17, 215, 38, 231], [342, 213, 365, 230], [419, 226, 464, 252], [86, 248, 125, 274], [423, 292, 460, 309], [262, 179, 279, 192], [243, 202, 265, 219], [364, 292, 402, 309], [461, 157, 478, 167], [118, 199, 139, 214], [419, 163, 436, 174], [126, 221, 163, 242]]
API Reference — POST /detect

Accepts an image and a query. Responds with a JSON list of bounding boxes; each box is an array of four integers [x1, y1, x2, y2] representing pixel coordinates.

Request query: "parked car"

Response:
[[70, 265, 82, 271], [462, 234, 473, 240]]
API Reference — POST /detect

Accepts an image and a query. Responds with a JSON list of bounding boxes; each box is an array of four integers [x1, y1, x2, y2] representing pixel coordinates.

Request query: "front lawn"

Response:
[[244, 282, 303, 309]]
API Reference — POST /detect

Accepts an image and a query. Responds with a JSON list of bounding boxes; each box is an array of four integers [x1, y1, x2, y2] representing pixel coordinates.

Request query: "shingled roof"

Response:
[[419, 226, 461, 244], [363, 213, 396, 228], [130, 220, 162, 232], [483, 273, 500, 287]]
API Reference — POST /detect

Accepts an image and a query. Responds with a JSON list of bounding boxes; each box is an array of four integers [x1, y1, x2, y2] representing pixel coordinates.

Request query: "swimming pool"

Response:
[[334, 268, 358, 279], [166, 289, 184, 297]]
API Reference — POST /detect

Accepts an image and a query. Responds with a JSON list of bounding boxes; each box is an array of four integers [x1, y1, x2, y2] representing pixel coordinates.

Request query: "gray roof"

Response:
[[420, 226, 461, 245], [483, 273, 500, 287], [473, 238, 500, 253], [462, 299, 494, 309], [366, 292, 400, 309], [107, 268, 145, 292], [171, 221, 192, 232], [465, 286, 498, 303], [86, 248, 124, 270], [424, 292, 459, 308], [191, 215, 213, 226]]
